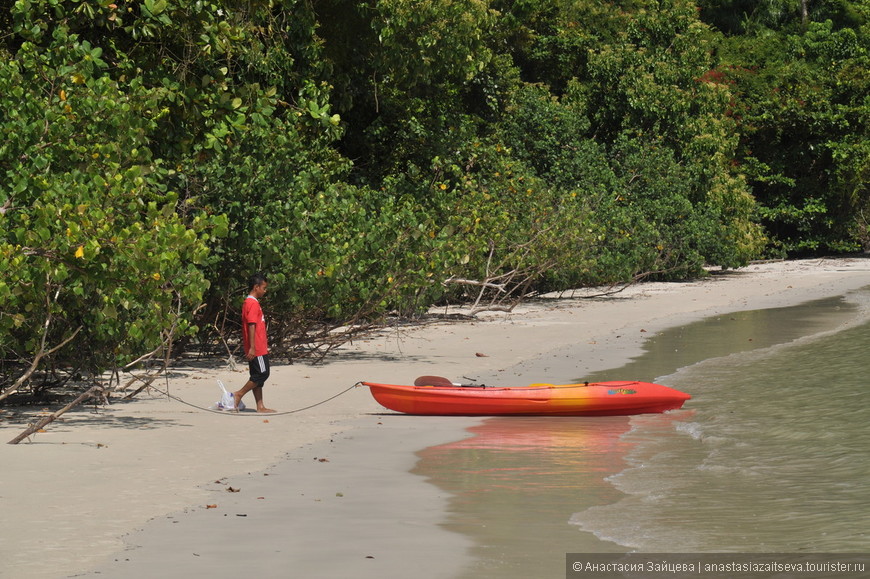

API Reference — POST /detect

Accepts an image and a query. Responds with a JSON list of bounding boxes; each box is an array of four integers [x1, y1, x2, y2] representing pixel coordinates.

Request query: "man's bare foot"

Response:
[[257, 406, 276, 413], [232, 393, 243, 411]]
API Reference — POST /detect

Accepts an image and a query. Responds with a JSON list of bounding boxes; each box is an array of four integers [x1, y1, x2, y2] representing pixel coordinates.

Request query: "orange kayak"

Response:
[[362, 380, 691, 416]]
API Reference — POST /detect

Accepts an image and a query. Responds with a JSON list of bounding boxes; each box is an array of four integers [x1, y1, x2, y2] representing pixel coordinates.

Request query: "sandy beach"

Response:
[[2, 257, 869, 578]]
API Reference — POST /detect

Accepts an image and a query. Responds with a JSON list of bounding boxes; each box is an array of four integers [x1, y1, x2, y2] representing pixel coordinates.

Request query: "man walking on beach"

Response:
[[234, 272, 276, 413]]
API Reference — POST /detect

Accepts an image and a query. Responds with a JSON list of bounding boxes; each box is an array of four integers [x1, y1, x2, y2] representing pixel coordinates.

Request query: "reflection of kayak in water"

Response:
[[361, 377, 691, 416], [415, 415, 637, 491]]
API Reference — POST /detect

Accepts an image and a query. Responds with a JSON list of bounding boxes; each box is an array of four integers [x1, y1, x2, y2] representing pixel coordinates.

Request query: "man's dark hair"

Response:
[[249, 272, 268, 290]]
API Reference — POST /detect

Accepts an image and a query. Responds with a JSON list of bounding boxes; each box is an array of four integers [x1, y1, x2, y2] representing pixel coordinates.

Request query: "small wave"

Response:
[[674, 421, 703, 440], [572, 314, 870, 552]]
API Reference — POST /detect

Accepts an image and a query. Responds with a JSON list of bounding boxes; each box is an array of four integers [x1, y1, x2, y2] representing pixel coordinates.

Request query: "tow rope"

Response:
[[144, 381, 363, 417]]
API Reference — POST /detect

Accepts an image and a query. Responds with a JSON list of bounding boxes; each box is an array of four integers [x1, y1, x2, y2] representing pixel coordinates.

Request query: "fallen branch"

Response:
[[0, 276, 83, 403], [122, 374, 160, 400], [118, 294, 189, 399], [122, 343, 165, 372], [215, 322, 238, 371], [441, 276, 508, 293], [565, 266, 686, 300], [0, 325, 82, 404], [7, 385, 105, 445]]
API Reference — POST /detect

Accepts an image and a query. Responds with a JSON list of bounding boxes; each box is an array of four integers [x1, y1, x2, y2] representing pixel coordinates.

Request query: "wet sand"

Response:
[[1, 257, 869, 578]]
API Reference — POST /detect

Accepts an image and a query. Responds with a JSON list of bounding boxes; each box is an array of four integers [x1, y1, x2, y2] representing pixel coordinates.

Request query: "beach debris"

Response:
[[214, 380, 245, 411], [475, 352, 489, 357], [8, 385, 106, 445], [315, 457, 329, 462], [206, 504, 217, 509], [226, 486, 240, 493]]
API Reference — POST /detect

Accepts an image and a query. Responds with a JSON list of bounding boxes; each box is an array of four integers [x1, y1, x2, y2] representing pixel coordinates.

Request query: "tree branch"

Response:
[[7, 386, 106, 444], [0, 313, 82, 404]]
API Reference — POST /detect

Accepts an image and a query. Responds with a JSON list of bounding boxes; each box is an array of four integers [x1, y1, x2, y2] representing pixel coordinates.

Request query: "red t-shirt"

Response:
[[242, 296, 268, 356]]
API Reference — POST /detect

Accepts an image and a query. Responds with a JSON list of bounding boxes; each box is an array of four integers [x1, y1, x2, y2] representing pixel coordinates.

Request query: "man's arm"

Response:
[[246, 322, 257, 359]]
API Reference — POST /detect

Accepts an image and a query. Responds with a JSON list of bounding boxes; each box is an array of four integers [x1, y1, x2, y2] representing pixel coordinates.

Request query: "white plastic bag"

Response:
[[214, 380, 245, 411]]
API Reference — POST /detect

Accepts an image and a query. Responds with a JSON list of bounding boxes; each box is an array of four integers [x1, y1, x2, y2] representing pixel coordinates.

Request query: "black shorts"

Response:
[[248, 354, 270, 386]]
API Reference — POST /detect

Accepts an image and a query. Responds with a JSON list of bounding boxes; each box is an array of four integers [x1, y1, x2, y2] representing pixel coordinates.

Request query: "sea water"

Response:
[[571, 304, 870, 552], [414, 290, 870, 578]]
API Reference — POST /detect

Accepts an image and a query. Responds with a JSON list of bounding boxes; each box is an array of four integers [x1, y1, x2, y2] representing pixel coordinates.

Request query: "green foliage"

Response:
[[0, 19, 218, 378], [719, 15, 870, 253], [699, 0, 867, 35], [371, 0, 495, 88], [2, 0, 867, 393]]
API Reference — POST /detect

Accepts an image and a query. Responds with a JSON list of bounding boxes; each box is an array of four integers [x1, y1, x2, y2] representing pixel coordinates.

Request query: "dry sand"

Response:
[[1, 257, 869, 578]]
